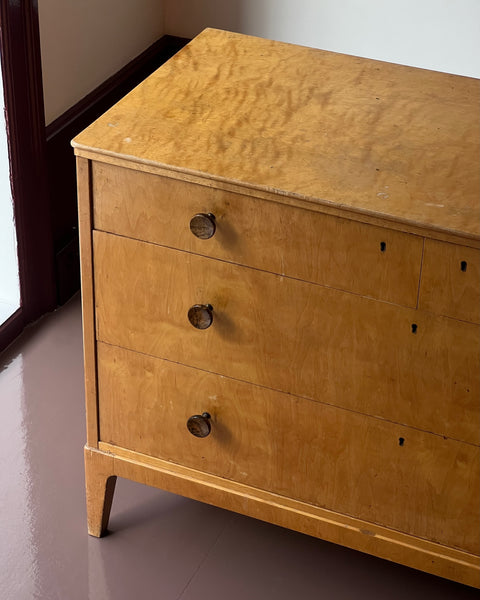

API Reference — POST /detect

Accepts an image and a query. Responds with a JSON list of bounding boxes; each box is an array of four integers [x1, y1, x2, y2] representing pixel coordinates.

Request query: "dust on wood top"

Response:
[[72, 28, 480, 240]]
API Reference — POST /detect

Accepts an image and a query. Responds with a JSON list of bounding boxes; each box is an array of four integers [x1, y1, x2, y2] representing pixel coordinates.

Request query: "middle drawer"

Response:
[[93, 231, 479, 444]]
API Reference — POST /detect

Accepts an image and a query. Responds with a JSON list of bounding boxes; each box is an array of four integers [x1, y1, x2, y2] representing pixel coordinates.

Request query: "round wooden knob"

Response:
[[187, 412, 211, 438], [190, 213, 216, 239], [188, 304, 213, 329]]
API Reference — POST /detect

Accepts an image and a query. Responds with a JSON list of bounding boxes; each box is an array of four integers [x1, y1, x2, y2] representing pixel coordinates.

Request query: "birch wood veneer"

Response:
[[73, 29, 480, 587]]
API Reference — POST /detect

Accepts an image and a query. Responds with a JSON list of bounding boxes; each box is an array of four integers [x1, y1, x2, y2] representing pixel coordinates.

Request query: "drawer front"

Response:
[[93, 231, 479, 444], [92, 162, 423, 307], [97, 342, 480, 554], [419, 240, 480, 324]]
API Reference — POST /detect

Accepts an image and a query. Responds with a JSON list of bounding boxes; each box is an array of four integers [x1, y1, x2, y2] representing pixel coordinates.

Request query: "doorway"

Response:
[[0, 53, 20, 326], [0, 1, 56, 351]]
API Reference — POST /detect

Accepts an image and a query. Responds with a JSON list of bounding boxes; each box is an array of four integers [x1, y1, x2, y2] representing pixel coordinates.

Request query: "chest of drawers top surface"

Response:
[[72, 28, 479, 242]]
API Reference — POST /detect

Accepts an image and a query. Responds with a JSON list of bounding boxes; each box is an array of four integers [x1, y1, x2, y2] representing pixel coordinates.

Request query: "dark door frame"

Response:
[[0, 0, 56, 351]]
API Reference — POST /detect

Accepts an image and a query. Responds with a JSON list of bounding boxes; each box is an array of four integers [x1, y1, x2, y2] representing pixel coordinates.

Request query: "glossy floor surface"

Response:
[[0, 296, 477, 599]]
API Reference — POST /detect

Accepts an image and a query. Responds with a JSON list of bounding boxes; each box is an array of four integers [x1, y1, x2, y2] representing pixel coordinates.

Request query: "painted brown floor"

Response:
[[0, 295, 476, 599]]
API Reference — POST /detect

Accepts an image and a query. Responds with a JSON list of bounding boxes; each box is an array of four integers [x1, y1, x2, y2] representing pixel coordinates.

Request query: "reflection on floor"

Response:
[[0, 295, 477, 599]]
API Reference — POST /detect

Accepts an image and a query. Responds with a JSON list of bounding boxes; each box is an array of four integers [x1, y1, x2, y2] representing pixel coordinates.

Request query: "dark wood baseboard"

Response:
[[46, 35, 190, 305], [46, 35, 189, 142], [0, 309, 24, 355]]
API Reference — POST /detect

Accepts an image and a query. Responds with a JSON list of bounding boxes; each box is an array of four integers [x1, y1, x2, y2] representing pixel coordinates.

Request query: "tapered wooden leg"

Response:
[[84, 446, 117, 537]]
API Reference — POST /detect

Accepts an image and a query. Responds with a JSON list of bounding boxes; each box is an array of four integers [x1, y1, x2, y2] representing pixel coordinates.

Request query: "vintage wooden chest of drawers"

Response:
[[73, 29, 480, 587]]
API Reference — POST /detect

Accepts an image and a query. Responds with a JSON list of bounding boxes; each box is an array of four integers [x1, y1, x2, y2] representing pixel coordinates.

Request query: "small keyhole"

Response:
[[380, 241, 386, 252], [411, 323, 418, 334], [460, 261, 467, 272], [399, 437, 405, 447]]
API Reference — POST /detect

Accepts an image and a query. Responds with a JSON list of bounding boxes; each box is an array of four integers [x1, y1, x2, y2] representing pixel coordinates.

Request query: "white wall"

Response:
[[0, 52, 20, 324], [164, 0, 480, 77], [39, 0, 165, 125]]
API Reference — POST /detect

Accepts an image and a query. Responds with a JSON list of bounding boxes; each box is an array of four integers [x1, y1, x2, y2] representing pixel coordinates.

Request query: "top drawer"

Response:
[[419, 240, 480, 324], [92, 162, 423, 307]]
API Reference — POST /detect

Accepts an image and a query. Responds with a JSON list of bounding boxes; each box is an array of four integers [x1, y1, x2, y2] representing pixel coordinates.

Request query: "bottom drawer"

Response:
[[97, 342, 479, 555]]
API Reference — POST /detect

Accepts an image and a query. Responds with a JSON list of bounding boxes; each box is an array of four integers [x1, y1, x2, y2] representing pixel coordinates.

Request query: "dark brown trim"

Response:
[[0, 309, 23, 354], [45, 35, 190, 305], [46, 35, 189, 142], [0, 0, 56, 334]]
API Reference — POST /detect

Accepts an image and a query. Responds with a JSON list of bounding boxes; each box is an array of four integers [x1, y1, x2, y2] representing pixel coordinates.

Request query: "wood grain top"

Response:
[[73, 28, 480, 240]]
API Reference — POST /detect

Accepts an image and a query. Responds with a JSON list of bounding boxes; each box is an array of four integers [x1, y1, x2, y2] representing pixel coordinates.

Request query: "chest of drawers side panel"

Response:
[[76, 157, 99, 448]]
